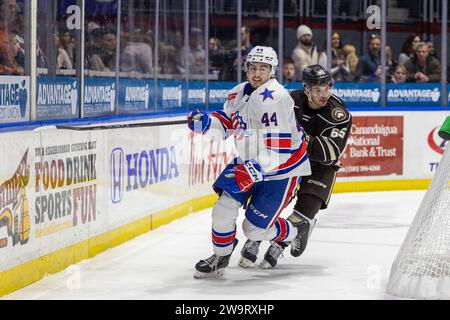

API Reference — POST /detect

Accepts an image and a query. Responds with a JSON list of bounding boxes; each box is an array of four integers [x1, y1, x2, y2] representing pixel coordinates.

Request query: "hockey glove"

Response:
[[188, 109, 211, 134], [225, 161, 264, 193]]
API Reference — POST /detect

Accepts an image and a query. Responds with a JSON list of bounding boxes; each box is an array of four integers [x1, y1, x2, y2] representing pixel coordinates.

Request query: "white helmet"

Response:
[[246, 46, 278, 77]]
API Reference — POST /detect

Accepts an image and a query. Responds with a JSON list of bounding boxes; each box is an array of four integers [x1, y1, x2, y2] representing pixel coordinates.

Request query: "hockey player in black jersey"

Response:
[[239, 64, 352, 269]]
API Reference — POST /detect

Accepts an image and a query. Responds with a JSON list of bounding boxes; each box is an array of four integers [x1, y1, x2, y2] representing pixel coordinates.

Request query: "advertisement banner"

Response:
[[0, 129, 107, 272], [267, 82, 443, 107], [32, 131, 104, 246], [0, 142, 37, 272], [0, 149, 31, 250], [188, 81, 206, 108], [118, 78, 154, 114], [157, 80, 185, 110], [107, 125, 236, 226], [338, 116, 404, 177], [0, 76, 30, 123], [107, 125, 195, 225], [36, 76, 80, 120], [386, 83, 441, 106], [208, 82, 236, 109], [402, 112, 450, 177], [1, 110, 449, 286], [333, 82, 381, 107], [36, 76, 79, 120], [284, 82, 304, 92], [83, 77, 116, 117], [425, 123, 449, 172]]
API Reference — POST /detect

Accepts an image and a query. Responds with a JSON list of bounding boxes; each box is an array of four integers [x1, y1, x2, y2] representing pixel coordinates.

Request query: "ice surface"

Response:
[[3, 190, 424, 300]]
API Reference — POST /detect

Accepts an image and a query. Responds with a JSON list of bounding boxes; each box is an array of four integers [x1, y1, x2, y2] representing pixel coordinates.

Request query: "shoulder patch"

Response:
[[331, 107, 346, 121], [228, 93, 237, 101]]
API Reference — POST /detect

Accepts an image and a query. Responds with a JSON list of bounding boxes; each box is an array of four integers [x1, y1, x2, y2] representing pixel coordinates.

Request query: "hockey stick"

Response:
[[55, 119, 188, 131]]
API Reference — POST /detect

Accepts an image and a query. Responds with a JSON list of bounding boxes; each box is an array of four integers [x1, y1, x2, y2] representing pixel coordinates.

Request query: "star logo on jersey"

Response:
[[260, 88, 275, 102]]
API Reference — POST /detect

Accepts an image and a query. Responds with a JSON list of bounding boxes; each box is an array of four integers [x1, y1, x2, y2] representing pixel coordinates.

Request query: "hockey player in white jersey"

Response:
[[187, 46, 311, 278]]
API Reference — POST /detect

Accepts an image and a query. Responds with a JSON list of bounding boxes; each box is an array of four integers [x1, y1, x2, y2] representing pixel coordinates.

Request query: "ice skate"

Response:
[[194, 239, 238, 279], [289, 213, 316, 257], [238, 239, 261, 268], [259, 241, 288, 269]]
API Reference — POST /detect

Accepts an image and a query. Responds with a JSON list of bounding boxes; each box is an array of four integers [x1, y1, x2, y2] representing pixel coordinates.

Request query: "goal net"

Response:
[[385, 142, 450, 299]]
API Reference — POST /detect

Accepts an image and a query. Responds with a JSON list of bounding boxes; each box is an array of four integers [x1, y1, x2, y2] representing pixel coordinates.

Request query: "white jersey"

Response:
[[208, 78, 311, 180]]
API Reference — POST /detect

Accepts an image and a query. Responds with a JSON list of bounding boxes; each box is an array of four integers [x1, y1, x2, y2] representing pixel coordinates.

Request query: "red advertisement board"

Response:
[[338, 116, 404, 177]]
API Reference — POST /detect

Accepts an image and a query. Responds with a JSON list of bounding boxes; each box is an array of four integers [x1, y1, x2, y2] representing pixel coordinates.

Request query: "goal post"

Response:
[[385, 116, 450, 300]]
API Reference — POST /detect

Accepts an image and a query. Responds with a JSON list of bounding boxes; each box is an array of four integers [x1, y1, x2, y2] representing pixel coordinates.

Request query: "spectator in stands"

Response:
[[85, 22, 102, 68], [159, 43, 177, 75], [385, 46, 397, 81], [10, 33, 24, 74], [330, 31, 352, 82], [0, 0, 21, 75], [36, 40, 48, 68], [241, 26, 253, 57], [174, 31, 183, 52], [354, 34, 381, 82], [282, 57, 297, 82], [330, 32, 344, 67], [120, 28, 153, 74], [291, 24, 327, 79], [343, 44, 359, 77], [176, 27, 205, 74], [398, 34, 421, 65], [209, 37, 221, 51], [10, 9, 24, 72], [208, 37, 223, 78], [61, 30, 75, 68], [157, 30, 183, 75], [55, 33, 73, 70], [426, 40, 439, 60], [233, 26, 254, 80], [89, 27, 117, 72], [390, 64, 407, 83], [404, 42, 441, 83]]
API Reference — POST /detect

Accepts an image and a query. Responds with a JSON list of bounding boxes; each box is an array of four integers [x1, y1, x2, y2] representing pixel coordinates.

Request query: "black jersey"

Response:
[[290, 89, 352, 170]]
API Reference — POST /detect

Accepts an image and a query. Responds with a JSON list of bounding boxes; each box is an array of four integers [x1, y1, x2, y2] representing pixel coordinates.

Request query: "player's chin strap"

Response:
[[304, 86, 313, 103]]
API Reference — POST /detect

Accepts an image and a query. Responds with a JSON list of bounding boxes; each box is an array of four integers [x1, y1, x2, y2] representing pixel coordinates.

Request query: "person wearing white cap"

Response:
[[291, 24, 327, 79]]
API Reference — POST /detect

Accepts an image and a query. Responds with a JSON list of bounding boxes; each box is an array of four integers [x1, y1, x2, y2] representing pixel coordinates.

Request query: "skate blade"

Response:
[[193, 268, 225, 279], [290, 248, 301, 257], [238, 257, 255, 268], [259, 260, 276, 269]]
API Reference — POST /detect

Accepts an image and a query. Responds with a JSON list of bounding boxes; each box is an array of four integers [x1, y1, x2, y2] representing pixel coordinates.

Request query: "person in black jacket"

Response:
[[239, 64, 352, 269]]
